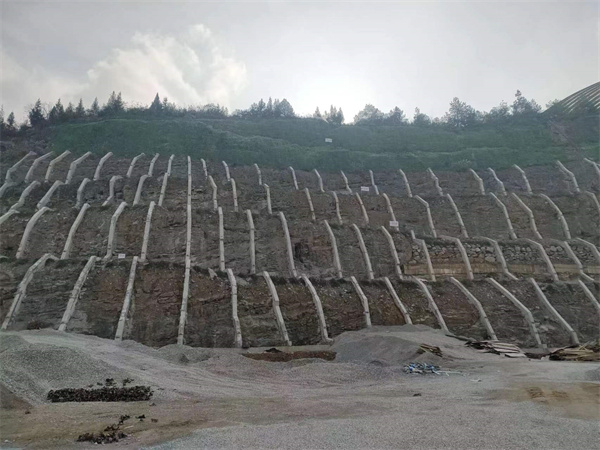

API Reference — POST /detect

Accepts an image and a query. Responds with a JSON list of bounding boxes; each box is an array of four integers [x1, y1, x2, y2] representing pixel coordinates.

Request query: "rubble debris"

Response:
[[403, 362, 440, 375], [244, 350, 336, 362], [77, 414, 130, 444], [47, 385, 153, 402], [466, 340, 526, 357], [417, 344, 443, 357], [549, 341, 599, 362], [404, 362, 464, 376]]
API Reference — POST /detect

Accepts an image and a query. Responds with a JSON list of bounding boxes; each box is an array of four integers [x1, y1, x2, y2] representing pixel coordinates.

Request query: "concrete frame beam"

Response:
[[577, 279, 600, 315], [0, 209, 19, 226], [512, 164, 533, 195], [218, 206, 225, 271], [383, 277, 412, 324], [324, 220, 343, 278], [539, 194, 571, 239], [522, 238, 559, 282], [528, 278, 579, 345], [304, 188, 316, 221], [264, 184, 272, 215], [445, 193, 469, 238], [381, 226, 403, 278], [414, 237, 436, 282], [126, 153, 145, 178], [331, 191, 343, 225], [37, 180, 63, 209], [16, 207, 50, 259], [289, 166, 299, 190], [314, 169, 324, 192], [486, 277, 543, 348], [301, 274, 333, 343], [398, 169, 413, 197], [4, 151, 35, 183], [222, 161, 231, 181], [263, 271, 292, 346], [489, 193, 517, 239], [349, 276, 372, 328], [414, 195, 437, 238], [58, 255, 98, 331], [133, 175, 149, 206], [556, 160, 580, 193], [369, 170, 380, 195], [9, 181, 40, 211], [511, 193, 543, 240], [158, 173, 169, 207], [45, 151, 71, 182], [1, 253, 58, 330], [382, 193, 398, 231], [254, 163, 262, 186], [351, 223, 375, 280], [354, 193, 370, 226], [226, 269, 243, 348], [450, 277, 497, 340], [25, 152, 54, 183], [468, 169, 486, 195], [413, 277, 449, 333], [65, 152, 92, 184], [246, 210, 256, 274], [61, 203, 90, 259], [139, 201, 155, 262], [147, 153, 159, 177], [340, 170, 352, 193], [427, 168, 444, 196], [115, 256, 139, 341], [102, 175, 122, 207], [279, 211, 297, 278], [231, 178, 239, 212], [473, 236, 518, 280], [487, 168, 507, 195], [177, 156, 193, 345], [93, 152, 113, 181], [439, 235, 474, 280], [208, 175, 218, 211], [104, 202, 128, 260], [75, 178, 91, 209]]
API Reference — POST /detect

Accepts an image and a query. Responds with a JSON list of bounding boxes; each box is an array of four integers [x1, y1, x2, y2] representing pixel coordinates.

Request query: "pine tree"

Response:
[[4, 112, 17, 134], [149, 93, 162, 113], [115, 92, 124, 112], [275, 99, 295, 118], [75, 99, 85, 118], [265, 97, 273, 117], [89, 98, 100, 116], [313, 107, 322, 119], [28, 99, 46, 127], [65, 102, 75, 119]]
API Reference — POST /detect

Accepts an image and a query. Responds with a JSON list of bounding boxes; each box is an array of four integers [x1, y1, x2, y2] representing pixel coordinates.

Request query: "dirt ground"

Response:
[[0, 327, 598, 449]]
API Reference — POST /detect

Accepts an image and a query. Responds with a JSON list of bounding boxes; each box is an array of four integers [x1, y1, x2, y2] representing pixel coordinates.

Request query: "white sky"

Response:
[[1, 0, 598, 122]]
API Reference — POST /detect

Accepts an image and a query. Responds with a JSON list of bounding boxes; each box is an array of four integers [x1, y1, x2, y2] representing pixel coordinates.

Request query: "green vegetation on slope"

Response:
[[47, 117, 597, 173]]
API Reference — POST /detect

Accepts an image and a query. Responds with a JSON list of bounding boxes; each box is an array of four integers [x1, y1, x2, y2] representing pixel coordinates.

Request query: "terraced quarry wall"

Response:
[[0, 149, 598, 349]]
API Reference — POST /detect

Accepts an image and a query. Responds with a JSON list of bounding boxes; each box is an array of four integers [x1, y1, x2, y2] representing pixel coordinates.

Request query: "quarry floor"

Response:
[[1, 327, 598, 449]]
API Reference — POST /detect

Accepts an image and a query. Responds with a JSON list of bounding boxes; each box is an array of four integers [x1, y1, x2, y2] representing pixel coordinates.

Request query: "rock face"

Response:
[[0, 148, 598, 348]]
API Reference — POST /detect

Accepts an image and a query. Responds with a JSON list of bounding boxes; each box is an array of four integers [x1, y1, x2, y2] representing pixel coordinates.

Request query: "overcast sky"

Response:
[[1, 0, 598, 122]]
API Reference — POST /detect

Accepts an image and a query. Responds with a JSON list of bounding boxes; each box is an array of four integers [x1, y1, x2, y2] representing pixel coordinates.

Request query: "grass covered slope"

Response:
[[47, 116, 597, 172]]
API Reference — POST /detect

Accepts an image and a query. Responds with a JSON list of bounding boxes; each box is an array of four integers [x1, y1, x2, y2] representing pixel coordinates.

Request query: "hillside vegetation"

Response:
[[45, 116, 597, 173]]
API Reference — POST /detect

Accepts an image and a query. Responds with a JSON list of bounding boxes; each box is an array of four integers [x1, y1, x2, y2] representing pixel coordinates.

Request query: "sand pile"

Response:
[[332, 324, 473, 366]]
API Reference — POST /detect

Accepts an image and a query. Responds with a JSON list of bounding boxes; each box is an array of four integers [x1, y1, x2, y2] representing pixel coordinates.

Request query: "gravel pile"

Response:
[[0, 334, 131, 405]]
